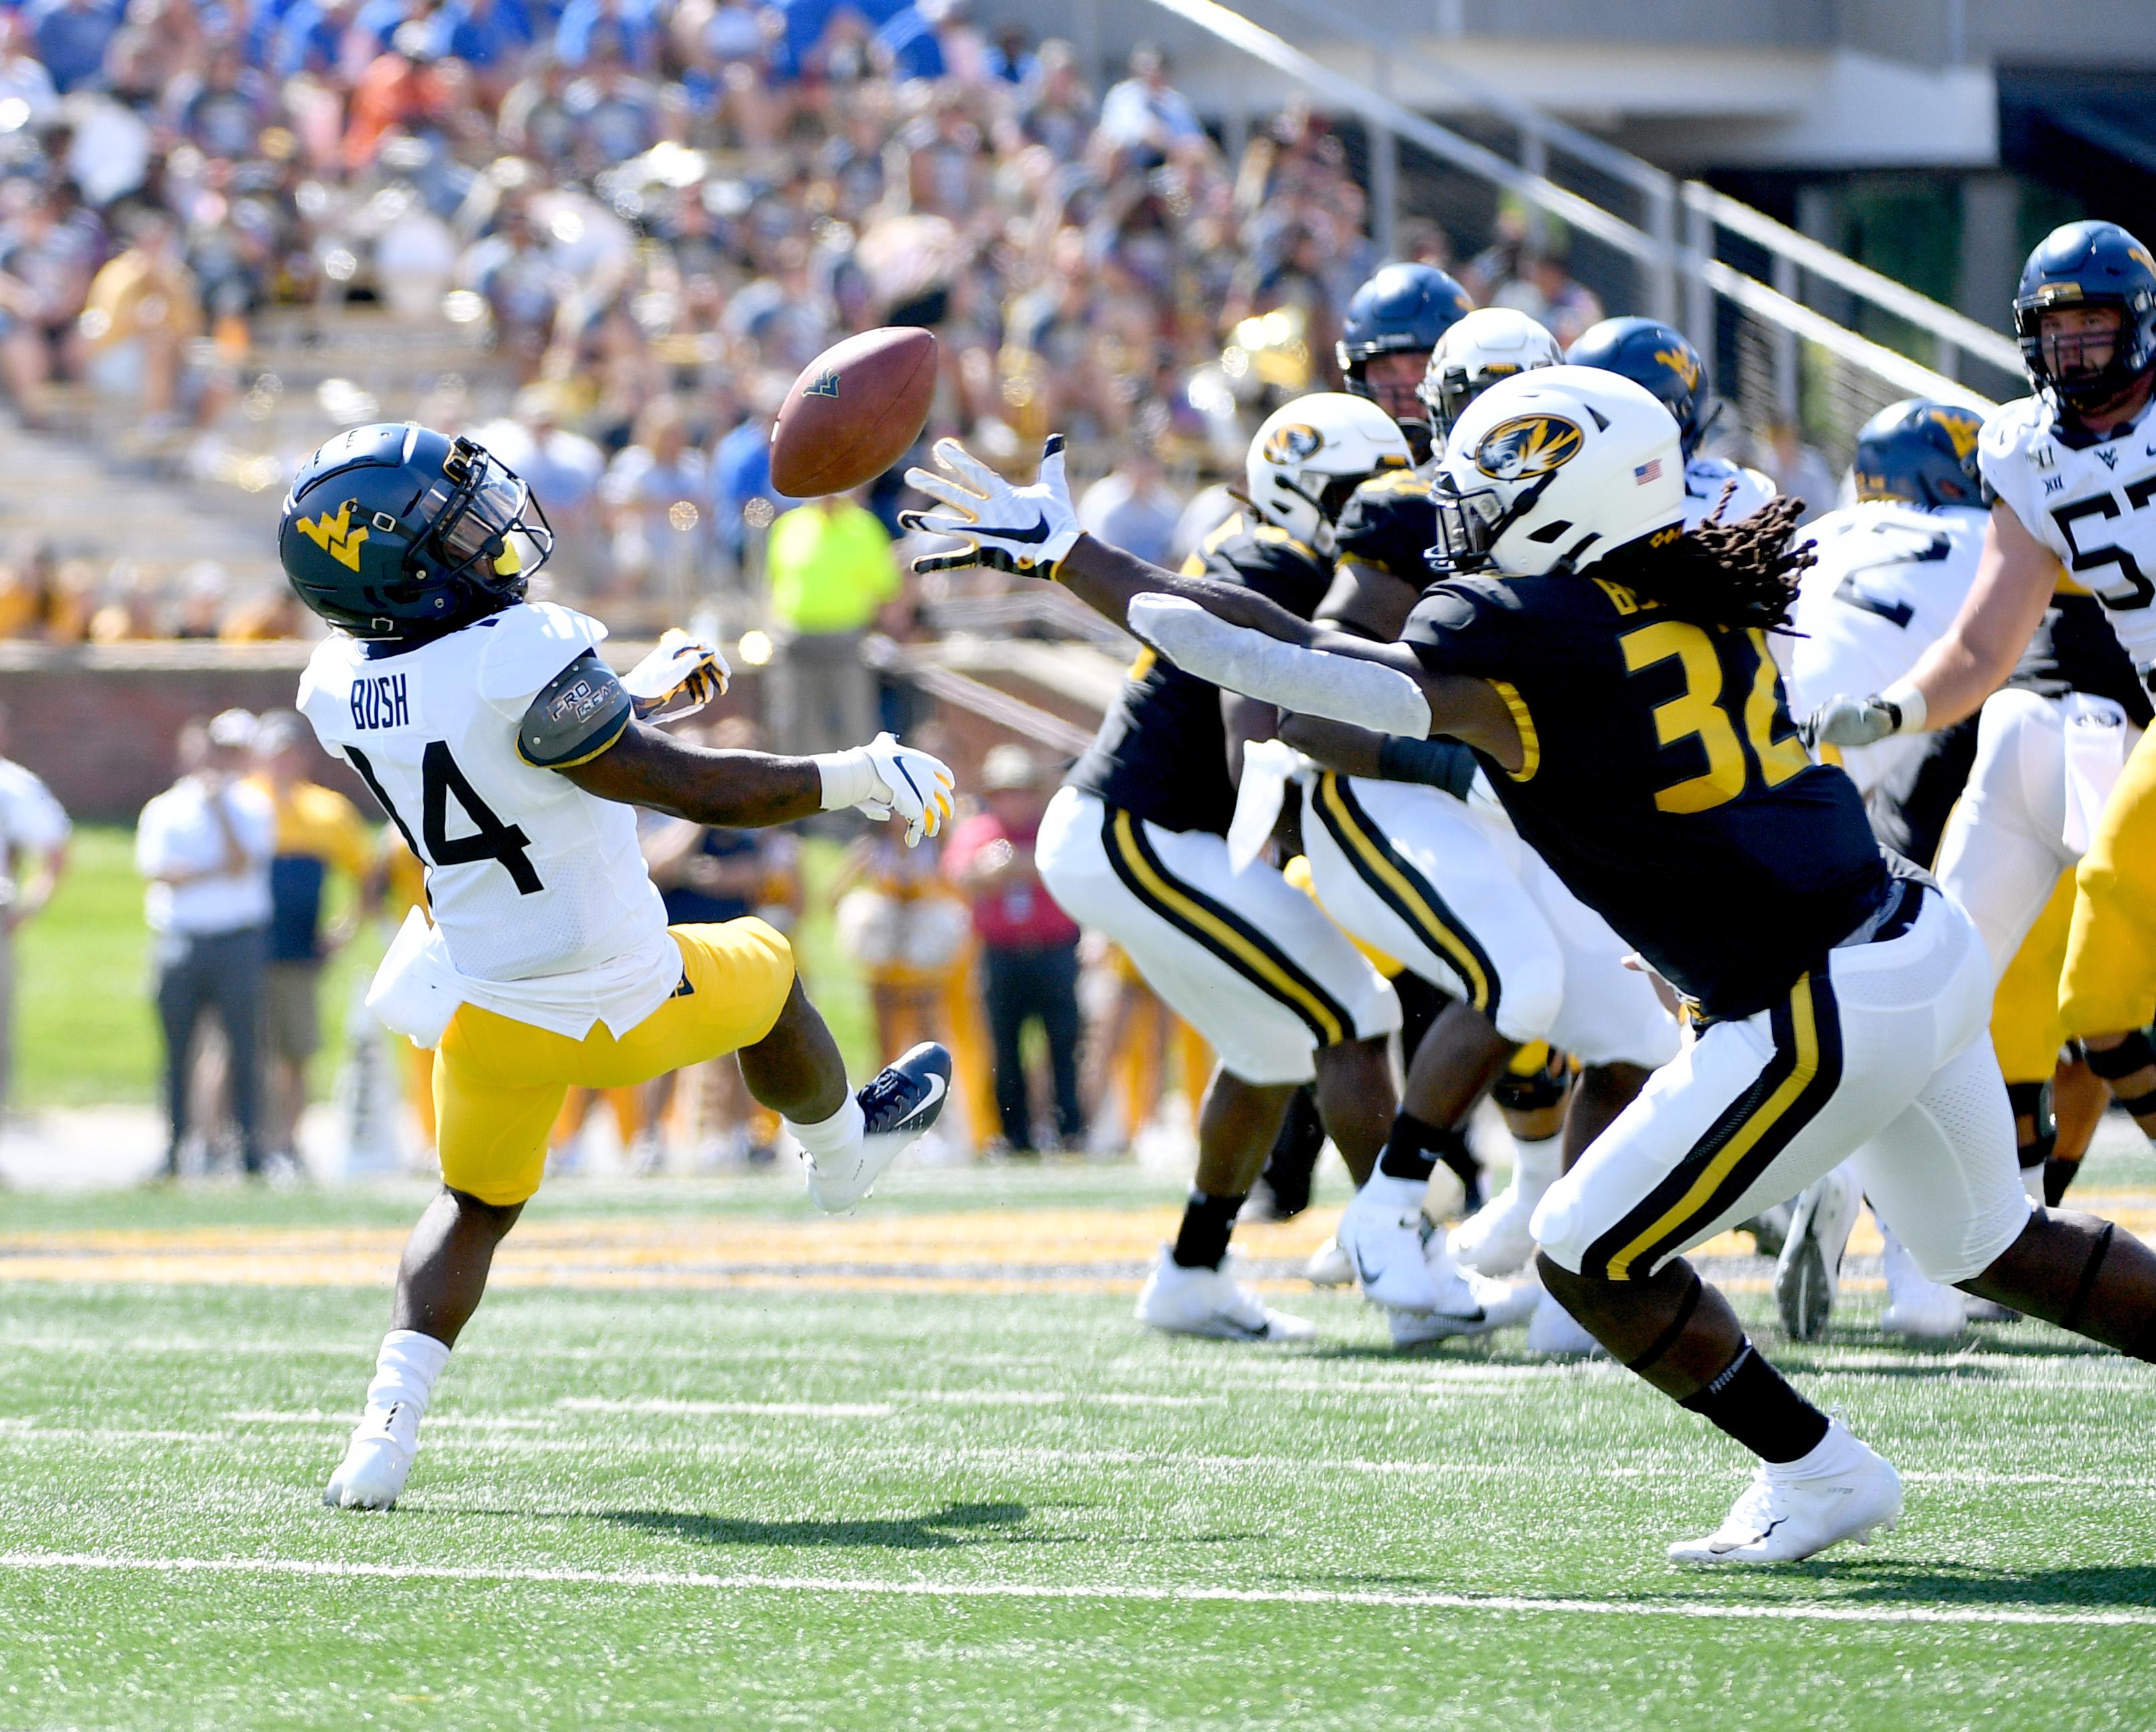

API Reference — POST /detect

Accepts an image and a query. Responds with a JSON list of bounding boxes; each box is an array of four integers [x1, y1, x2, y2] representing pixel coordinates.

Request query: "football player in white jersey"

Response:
[[1565, 318, 1777, 530], [279, 423, 957, 1510], [1763, 401, 1991, 1339], [1242, 311, 1680, 1354], [1815, 221, 2156, 1160]]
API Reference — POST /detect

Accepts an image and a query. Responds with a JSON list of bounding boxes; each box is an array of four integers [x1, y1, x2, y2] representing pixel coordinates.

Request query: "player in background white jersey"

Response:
[[1761, 400, 1993, 1339], [278, 423, 956, 1510], [1815, 221, 2156, 1174], [1564, 318, 1777, 531]]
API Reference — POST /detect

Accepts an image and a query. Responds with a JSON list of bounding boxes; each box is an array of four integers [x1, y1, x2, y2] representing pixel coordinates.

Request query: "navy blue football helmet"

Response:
[[1850, 399, 1985, 510], [278, 423, 553, 640], [2014, 221, 2156, 413], [1566, 317, 1707, 458], [1337, 263, 1473, 453]]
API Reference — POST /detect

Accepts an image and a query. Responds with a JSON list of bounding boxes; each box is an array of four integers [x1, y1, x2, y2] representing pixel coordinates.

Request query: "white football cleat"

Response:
[[1524, 1291, 1606, 1357], [1303, 1234, 1354, 1288], [1880, 1224, 1965, 1340], [1668, 1422, 1903, 1565], [804, 1042, 952, 1212], [1135, 1247, 1316, 1341], [1337, 1175, 1452, 1311], [1743, 1199, 1795, 1260], [323, 1401, 420, 1510], [1451, 1144, 1557, 1276], [1387, 1269, 1539, 1346], [1773, 1164, 1863, 1341]]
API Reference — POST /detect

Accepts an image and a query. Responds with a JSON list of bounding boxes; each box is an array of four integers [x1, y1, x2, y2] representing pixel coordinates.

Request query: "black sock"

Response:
[[1677, 1340, 1830, 1464], [1378, 1113, 1472, 1184], [1170, 1189, 1246, 1269], [2044, 1156, 2082, 1208]]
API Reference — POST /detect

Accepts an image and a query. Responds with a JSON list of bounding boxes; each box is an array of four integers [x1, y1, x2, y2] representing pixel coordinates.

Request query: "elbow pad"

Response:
[[1376, 734, 1479, 800], [516, 650, 633, 768], [1128, 594, 1433, 738]]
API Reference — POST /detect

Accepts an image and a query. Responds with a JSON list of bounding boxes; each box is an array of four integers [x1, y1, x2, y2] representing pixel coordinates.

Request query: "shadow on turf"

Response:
[[596, 1500, 1042, 1551], [1765, 1559, 2156, 1608]]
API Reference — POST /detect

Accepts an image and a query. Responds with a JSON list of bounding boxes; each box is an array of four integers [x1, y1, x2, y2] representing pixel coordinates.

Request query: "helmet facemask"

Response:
[[413, 436, 555, 602]]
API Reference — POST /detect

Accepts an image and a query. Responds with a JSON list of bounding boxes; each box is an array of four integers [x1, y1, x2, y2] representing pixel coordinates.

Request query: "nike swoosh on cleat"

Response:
[[903, 1073, 948, 1123]]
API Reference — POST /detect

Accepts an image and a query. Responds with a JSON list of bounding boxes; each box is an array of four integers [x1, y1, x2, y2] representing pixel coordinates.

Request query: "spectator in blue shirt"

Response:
[[429, 0, 533, 76], [552, 0, 655, 71], [27, 0, 124, 93]]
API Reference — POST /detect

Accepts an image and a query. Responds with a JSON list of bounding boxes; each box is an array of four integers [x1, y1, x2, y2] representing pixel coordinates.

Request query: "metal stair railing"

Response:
[[1149, 0, 2028, 459]]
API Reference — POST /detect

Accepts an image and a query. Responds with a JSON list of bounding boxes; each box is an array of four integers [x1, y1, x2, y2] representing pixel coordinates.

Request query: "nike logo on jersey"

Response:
[[349, 671, 413, 732]]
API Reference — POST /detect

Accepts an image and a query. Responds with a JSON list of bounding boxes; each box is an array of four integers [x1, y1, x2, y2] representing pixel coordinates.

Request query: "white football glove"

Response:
[[814, 732, 956, 847], [899, 435, 1081, 579], [623, 628, 730, 722], [1806, 691, 1911, 749]]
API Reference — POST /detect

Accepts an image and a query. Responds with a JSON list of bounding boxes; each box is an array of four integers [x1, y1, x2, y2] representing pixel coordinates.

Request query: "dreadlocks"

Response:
[[1590, 493, 1815, 632]]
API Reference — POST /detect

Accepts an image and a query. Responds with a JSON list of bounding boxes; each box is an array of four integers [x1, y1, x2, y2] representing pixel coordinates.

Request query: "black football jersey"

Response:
[[1404, 572, 1889, 1020], [1065, 513, 1333, 836], [1332, 467, 1439, 588]]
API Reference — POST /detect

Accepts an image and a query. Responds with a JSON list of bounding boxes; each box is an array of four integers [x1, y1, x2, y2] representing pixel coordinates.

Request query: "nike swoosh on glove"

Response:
[[1805, 693, 1902, 749], [899, 435, 1082, 579], [817, 733, 957, 847]]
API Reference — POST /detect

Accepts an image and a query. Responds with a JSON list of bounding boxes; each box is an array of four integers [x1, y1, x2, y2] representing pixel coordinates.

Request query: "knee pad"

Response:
[[2006, 1079, 2055, 1168], [2083, 1029, 2156, 1083], [1493, 1045, 1570, 1115]]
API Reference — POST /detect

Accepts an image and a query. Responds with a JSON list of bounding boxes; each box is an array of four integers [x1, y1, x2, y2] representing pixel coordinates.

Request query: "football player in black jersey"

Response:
[[1296, 305, 1675, 1354], [1022, 395, 1414, 1342], [903, 368, 2156, 1565]]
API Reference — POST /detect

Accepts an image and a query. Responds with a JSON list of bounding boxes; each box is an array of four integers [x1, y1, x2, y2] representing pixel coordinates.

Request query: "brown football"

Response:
[[768, 326, 938, 498]]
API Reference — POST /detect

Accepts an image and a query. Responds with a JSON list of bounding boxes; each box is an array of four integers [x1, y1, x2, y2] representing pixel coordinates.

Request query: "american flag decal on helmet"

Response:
[[1633, 458, 1662, 484]]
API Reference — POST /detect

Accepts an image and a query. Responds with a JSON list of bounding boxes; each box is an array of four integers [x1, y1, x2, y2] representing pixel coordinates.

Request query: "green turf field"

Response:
[[5, 1163, 2156, 1731]]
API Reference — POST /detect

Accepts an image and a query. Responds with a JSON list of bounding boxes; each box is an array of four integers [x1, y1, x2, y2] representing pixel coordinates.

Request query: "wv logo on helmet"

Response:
[[296, 500, 370, 571], [1473, 415, 1584, 482]]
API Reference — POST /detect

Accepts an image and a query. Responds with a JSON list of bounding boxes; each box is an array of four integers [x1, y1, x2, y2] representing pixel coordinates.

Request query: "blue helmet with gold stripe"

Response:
[[2014, 221, 2156, 413], [1851, 399, 1985, 510], [278, 422, 553, 641], [1565, 317, 1707, 458]]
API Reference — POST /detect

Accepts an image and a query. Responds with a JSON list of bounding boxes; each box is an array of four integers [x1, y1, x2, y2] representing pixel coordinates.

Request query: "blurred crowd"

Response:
[[0, 0, 1620, 641]]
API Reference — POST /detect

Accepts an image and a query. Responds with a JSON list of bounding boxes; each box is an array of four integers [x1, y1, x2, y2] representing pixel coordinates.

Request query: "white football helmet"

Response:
[[1418, 308, 1565, 445], [1245, 393, 1413, 556], [1427, 364, 1685, 578]]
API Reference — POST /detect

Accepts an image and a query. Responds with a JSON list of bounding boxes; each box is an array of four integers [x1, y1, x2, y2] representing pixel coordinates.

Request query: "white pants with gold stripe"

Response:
[[1533, 885, 2031, 1285], [1300, 772, 1678, 1069], [1036, 787, 1400, 1087]]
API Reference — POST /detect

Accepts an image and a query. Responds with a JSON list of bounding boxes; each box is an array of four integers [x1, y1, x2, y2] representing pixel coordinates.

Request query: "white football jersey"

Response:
[[1682, 455, 1776, 531], [298, 602, 669, 991], [1981, 393, 2156, 681], [1781, 502, 1987, 794]]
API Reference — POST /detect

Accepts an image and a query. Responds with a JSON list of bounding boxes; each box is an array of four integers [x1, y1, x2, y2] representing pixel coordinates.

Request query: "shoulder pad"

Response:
[[516, 649, 633, 768], [477, 603, 611, 706]]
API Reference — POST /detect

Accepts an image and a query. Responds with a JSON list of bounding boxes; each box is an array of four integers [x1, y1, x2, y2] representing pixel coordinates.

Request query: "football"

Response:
[[768, 326, 938, 498]]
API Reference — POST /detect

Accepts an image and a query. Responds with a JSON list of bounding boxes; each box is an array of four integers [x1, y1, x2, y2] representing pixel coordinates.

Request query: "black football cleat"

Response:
[[803, 1042, 952, 1212]]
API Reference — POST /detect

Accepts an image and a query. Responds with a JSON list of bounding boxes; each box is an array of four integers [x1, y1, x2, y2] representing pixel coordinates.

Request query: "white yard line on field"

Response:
[[0, 1550, 2148, 1628]]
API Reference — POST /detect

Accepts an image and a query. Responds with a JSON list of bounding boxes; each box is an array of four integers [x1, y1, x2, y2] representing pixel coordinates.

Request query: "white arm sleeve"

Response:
[[1127, 594, 1434, 738]]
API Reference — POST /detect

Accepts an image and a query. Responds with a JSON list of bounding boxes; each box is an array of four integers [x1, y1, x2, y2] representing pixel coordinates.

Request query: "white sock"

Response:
[[786, 1095, 865, 1167], [363, 1329, 449, 1420], [1770, 1416, 1868, 1483], [1511, 1133, 1562, 1196]]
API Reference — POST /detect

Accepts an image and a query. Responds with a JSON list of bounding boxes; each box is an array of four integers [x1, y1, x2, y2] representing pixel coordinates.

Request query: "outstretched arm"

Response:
[[903, 434, 1524, 771], [560, 724, 956, 844], [1812, 500, 2057, 746]]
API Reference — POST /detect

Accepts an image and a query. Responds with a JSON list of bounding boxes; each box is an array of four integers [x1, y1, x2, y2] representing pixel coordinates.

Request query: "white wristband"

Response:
[[812, 749, 878, 812], [1879, 679, 1928, 735]]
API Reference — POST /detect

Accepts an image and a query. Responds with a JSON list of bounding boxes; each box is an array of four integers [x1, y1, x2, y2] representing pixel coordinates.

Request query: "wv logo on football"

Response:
[[296, 500, 370, 570], [801, 370, 841, 399]]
